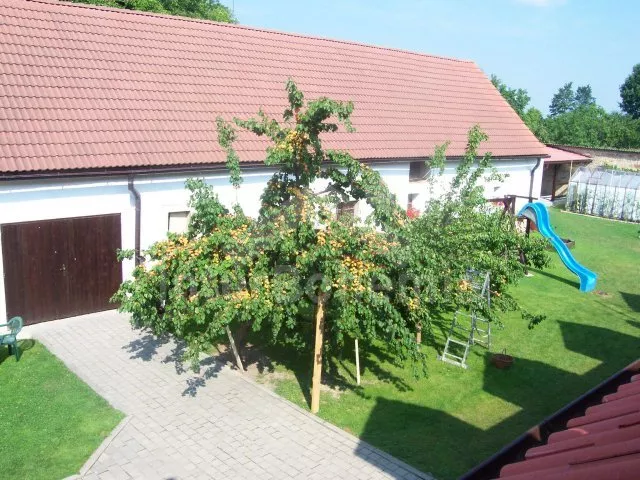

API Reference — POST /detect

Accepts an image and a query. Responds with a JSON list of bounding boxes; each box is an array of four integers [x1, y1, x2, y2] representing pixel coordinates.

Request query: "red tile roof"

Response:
[[498, 368, 640, 480], [0, 0, 547, 175], [544, 146, 591, 164]]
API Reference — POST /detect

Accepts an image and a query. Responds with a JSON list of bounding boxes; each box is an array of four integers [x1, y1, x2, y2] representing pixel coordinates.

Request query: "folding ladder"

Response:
[[438, 270, 491, 368]]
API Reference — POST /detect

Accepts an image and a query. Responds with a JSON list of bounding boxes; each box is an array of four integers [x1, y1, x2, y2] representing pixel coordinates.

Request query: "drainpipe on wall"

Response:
[[127, 176, 142, 266], [525, 157, 542, 235]]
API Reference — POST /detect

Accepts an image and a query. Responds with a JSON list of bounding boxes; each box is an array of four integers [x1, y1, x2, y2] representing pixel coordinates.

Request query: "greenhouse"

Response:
[[566, 166, 640, 222]]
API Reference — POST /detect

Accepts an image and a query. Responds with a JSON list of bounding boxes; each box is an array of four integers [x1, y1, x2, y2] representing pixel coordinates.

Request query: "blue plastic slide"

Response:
[[517, 202, 597, 292]]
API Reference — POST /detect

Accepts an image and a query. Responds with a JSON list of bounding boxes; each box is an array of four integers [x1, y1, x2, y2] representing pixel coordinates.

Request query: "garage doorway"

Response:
[[1, 214, 122, 324]]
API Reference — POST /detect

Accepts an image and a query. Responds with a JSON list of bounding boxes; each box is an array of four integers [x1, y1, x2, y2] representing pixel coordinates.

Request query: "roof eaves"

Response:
[[0, 152, 552, 179]]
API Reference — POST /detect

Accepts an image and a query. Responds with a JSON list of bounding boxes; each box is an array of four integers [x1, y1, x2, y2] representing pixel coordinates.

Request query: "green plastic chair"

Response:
[[0, 316, 23, 361]]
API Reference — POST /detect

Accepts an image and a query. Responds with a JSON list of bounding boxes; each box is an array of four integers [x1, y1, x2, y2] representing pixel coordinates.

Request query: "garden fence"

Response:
[[566, 166, 640, 222]]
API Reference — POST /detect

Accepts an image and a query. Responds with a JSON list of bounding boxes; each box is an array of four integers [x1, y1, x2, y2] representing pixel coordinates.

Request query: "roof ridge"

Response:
[[25, 0, 475, 65]]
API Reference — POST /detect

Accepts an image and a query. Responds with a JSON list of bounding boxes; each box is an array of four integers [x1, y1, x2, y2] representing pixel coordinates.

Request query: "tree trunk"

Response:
[[311, 293, 326, 414], [225, 325, 244, 372], [416, 322, 422, 344]]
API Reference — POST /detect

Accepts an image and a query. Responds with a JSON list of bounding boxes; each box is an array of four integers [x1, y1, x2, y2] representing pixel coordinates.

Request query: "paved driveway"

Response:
[[27, 311, 431, 480]]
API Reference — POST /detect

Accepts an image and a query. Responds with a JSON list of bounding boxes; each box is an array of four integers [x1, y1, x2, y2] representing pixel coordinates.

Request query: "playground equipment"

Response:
[[438, 270, 491, 369], [518, 202, 597, 293]]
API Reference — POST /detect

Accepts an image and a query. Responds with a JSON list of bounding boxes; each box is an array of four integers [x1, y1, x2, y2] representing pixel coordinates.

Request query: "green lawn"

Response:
[[257, 209, 640, 480], [0, 341, 123, 480]]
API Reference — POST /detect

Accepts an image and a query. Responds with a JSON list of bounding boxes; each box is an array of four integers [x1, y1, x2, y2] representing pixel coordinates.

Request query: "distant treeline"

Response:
[[492, 64, 640, 150]]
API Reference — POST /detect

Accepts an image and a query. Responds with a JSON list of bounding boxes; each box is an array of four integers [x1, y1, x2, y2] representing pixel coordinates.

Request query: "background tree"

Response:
[[575, 85, 596, 107], [521, 107, 549, 143], [545, 104, 640, 149], [549, 82, 576, 117], [491, 74, 640, 149], [604, 112, 640, 149], [545, 104, 607, 146], [491, 75, 531, 117], [66, 0, 237, 22], [620, 64, 640, 119], [491, 75, 549, 142]]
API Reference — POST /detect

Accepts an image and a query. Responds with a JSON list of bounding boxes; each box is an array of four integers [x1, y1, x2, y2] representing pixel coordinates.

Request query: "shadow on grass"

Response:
[[621, 291, 640, 313], [529, 267, 579, 289], [256, 337, 414, 409], [429, 316, 450, 356], [356, 322, 639, 480], [0, 339, 35, 364], [627, 320, 640, 329]]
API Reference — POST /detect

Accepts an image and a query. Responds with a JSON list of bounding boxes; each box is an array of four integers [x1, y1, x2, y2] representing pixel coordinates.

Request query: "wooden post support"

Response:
[[311, 293, 326, 414], [354, 338, 361, 386], [225, 325, 244, 373]]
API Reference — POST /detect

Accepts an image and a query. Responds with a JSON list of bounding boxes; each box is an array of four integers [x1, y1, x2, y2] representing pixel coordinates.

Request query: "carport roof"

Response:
[[544, 146, 592, 164]]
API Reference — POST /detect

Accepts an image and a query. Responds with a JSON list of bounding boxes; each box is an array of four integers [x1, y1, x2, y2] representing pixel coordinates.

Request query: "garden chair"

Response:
[[0, 316, 23, 361]]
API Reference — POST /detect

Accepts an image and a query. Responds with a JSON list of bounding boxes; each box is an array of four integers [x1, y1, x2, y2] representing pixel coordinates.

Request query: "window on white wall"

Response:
[[409, 161, 430, 182], [407, 193, 419, 208], [168, 211, 190, 233], [336, 201, 357, 220]]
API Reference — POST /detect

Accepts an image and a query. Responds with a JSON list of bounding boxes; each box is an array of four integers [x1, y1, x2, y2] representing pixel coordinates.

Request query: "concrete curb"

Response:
[[76, 416, 132, 478]]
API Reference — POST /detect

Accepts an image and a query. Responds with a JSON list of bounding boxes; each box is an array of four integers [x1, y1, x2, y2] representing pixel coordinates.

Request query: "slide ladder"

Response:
[[518, 202, 597, 292]]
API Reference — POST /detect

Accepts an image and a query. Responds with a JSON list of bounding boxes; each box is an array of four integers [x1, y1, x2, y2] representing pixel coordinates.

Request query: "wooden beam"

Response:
[[551, 164, 558, 201], [311, 293, 327, 413]]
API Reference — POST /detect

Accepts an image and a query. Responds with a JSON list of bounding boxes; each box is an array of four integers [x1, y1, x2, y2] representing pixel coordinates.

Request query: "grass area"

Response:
[[255, 209, 640, 480], [0, 341, 123, 480]]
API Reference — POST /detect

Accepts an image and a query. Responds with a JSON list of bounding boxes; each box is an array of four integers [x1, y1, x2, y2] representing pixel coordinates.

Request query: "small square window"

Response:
[[407, 193, 419, 209], [336, 201, 357, 220], [409, 161, 430, 182], [168, 211, 190, 233]]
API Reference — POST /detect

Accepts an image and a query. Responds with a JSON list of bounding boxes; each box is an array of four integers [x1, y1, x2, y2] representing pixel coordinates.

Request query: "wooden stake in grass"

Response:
[[225, 325, 244, 373], [311, 293, 326, 414], [355, 338, 361, 386]]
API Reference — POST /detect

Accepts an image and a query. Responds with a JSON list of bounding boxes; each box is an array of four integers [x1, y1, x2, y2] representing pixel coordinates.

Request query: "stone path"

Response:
[[26, 311, 432, 480]]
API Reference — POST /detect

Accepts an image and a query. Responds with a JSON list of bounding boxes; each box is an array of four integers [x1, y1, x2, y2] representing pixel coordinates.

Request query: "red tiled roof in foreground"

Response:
[[544, 146, 591, 164], [498, 366, 640, 480], [0, 0, 547, 175]]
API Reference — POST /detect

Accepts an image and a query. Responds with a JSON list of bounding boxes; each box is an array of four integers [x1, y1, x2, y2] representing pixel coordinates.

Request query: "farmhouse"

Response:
[[0, 0, 548, 325]]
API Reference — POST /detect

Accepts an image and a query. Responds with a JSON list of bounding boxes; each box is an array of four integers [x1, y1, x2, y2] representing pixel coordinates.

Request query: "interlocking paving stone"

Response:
[[27, 311, 433, 480]]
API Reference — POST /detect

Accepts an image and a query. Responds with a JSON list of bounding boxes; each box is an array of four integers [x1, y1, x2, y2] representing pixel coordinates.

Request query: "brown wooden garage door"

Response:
[[2, 214, 122, 325]]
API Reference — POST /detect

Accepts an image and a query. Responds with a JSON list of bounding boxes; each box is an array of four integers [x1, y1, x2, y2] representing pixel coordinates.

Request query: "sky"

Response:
[[225, 0, 639, 114]]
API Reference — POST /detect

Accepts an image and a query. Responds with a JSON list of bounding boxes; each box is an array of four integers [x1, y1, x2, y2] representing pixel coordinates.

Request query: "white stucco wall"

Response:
[[406, 158, 543, 213], [134, 169, 274, 250], [0, 157, 540, 321], [356, 162, 411, 220]]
